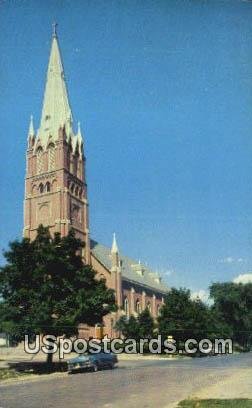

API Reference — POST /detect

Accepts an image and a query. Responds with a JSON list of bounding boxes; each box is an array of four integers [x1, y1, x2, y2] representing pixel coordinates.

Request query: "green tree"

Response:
[[115, 315, 139, 339], [157, 288, 219, 345], [115, 308, 154, 341], [0, 225, 117, 362], [138, 308, 154, 339], [188, 297, 228, 342], [207, 306, 232, 341], [210, 282, 252, 349], [158, 288, 196, 343], [189, 297, 210, 341]]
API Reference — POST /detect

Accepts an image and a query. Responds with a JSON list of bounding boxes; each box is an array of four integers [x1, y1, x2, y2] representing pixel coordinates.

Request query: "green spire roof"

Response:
[[37, 28, 73, 146]]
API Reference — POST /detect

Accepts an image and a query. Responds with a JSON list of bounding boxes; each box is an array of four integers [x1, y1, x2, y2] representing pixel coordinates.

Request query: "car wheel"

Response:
[[110, 363, 114, 369], [92, 364, 98, 372]]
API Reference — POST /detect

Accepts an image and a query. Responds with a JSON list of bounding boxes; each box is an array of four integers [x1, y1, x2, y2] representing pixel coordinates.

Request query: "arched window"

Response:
[[37, 147, 43, 174], [147, 301, 151, 313], [124, 298, 129, 316], [75, 186, 79, 196], [39, 183, 44, 194], [70, 184, 74, 194], [45, 181, 51, 193], [136, 299, 141, 314], [79, 189, 83, 199], [48, 143, 55, 171], [52, 179, 57, 191]]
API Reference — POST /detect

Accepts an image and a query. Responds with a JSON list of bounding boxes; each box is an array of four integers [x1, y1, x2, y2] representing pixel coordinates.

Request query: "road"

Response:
[[0, 353, 251, 408]]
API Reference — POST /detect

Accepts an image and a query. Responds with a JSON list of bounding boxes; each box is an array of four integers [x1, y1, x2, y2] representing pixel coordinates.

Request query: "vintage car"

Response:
[[67, 352, 118, 373]]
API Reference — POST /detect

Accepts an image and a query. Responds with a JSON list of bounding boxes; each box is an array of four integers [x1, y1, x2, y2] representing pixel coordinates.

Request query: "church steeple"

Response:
[[37, 24, 73, 146], [24, 26, 90, 263], [110, 233, 122, 308]]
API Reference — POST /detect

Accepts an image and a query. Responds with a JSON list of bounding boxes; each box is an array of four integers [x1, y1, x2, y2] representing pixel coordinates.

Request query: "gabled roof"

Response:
[[90, 240, 169, 294]]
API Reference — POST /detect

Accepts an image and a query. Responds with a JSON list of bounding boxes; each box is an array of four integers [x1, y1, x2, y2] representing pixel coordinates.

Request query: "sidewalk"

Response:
[[0, 346, 180, 365], [118, 353, 179, 361], [190, 367, 252, 400]]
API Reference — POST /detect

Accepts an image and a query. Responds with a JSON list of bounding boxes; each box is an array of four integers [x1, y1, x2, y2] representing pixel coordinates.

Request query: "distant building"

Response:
[[23, 26, 168, 338]]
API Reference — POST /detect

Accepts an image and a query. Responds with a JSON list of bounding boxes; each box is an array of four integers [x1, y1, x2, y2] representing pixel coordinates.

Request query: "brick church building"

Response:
[[23, 27, 168, 338]]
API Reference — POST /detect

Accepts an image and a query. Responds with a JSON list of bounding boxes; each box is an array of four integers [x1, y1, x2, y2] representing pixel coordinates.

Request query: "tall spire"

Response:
[[37, 24, 73, 146], [111, 232, 119, 254]]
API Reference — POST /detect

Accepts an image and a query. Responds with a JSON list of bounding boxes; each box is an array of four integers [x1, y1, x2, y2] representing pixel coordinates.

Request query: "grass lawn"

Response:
[[0, 361, 68, 381], [178, 399, 252, 407], [0, 368, 31, 381]]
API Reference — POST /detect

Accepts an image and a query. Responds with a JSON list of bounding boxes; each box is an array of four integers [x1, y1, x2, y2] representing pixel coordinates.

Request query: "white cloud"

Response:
[[233, 273, 252, 284]]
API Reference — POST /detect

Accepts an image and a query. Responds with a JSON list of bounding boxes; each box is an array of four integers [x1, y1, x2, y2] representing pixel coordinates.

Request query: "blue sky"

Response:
[[1, 0, 252, 299]]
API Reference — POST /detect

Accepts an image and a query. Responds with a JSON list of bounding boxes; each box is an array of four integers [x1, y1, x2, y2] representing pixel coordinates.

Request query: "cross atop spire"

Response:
[[52, 22, 58, 38]]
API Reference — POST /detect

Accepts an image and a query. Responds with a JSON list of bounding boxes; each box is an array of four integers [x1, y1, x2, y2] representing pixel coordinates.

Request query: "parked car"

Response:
[[67, 352, 118, 374]]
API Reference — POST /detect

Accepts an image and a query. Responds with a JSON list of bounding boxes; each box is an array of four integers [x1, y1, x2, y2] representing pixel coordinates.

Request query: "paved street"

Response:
[[0, 353, 252, 408]]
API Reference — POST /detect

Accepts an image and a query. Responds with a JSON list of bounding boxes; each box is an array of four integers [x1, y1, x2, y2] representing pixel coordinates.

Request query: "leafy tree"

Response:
[[0, 225, 117, 362], [210, 282, 252, 349], [158, 288, 196, 343], [115, 308, 154, 341], [157, 288, 220, 345], [207, 306, 232, 341], [189, 297, 211, 341], [138, 308, 154, 339], [115, 315, 139, 339], [0, 302, 19, 346]]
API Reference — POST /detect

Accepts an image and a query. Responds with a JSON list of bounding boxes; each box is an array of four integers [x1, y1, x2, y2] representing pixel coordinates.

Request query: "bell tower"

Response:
[[23, 25, 90, 262]]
